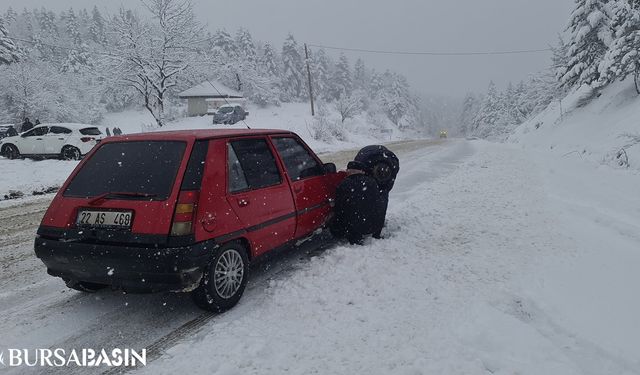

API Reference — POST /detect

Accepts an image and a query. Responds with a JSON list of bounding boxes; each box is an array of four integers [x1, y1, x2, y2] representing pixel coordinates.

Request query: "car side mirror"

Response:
[[323, 163, 337, 174]]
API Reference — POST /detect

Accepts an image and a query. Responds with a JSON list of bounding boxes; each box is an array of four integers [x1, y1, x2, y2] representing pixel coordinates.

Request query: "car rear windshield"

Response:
[[218, 107, 234, 113], [79, 127, 102, 136], [64, 141, 187, 200]]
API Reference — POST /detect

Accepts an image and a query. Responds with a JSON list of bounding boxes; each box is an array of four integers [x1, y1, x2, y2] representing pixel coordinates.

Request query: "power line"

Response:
[[307, 43, 552, 56]]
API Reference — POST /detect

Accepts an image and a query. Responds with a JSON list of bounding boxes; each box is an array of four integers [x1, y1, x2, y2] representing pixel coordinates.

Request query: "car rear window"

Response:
[[64, 141, 187, 200], [79, 127, 102, 136]]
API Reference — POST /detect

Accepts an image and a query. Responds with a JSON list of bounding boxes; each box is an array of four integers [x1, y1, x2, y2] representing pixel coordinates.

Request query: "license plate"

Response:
[[77, 210, 133, 228]]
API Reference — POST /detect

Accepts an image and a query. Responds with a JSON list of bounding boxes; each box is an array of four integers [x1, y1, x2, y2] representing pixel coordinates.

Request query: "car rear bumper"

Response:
[[34, 237, 214, 293]]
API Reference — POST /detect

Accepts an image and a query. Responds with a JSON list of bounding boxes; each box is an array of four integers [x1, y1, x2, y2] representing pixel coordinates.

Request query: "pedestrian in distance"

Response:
[[21, 117, 34, 132]]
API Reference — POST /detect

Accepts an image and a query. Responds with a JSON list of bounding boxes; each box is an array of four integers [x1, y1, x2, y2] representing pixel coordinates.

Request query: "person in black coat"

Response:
[[331, 145, 399, 245], [21, 117, 34, 132]]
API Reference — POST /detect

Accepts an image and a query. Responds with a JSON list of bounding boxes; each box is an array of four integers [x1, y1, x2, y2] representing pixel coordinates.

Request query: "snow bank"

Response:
[[138, 141, 636, 375], [509, 78, 640, 171]]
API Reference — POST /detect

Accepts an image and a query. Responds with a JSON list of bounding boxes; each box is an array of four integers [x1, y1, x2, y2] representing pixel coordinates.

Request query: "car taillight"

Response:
[[81, 137, 95, 142], [171, 190, 199, 236]]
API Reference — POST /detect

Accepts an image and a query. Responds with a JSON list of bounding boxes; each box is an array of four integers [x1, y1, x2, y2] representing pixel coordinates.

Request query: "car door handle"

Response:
[[293, 186, 303, 193], [237, 198, 249, 207]]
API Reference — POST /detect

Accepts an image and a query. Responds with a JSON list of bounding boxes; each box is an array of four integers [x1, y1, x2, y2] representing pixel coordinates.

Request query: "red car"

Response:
[[35, 129, 345, 312]]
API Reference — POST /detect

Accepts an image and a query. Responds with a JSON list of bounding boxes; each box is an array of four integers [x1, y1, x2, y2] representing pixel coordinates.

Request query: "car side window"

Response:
[[272, 137, 323, 181], [49, 126, 72, 135], [227, 143, 249, 193], [24, 127, 48, 137], [228, 138, 281, 192]]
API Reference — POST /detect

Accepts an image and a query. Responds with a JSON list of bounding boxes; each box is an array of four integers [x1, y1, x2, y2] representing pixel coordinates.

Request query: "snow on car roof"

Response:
[[40, 123, 99, 129]]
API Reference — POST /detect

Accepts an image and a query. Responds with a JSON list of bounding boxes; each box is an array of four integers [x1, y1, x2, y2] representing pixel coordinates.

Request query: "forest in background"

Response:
[[0, 1, 422, 134]]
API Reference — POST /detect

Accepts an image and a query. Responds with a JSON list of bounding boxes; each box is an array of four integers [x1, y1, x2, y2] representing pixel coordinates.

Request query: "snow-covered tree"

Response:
[[281, 34, 305, 100], [335, 91, 363, 123], [353, 58, 367, 90], [459, 93, 481, 135], [330, 53, 353, 99], [600, 0, 640, 93], [261, 42, 280, 78], [473, 81, 503, 137], [89, 6, 107, 45], [0, 16, 19, 64], [111, 0, 204, 126], [560, 0, 613, 88], [236, 28, 256, 63]]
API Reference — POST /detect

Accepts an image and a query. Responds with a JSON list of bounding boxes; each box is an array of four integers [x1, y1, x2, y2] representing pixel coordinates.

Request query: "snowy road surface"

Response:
[[1, 139, 639, 374]]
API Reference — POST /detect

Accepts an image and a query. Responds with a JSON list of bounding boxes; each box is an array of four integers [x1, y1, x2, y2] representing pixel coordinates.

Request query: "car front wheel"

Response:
[[192, 241, 249, 313], [61, 146, 81, 161], [2, 144, 20, 159]]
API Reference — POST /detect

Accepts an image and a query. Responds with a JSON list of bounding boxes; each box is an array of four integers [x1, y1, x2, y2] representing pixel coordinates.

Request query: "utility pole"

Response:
[[304, 43, 315, 116]]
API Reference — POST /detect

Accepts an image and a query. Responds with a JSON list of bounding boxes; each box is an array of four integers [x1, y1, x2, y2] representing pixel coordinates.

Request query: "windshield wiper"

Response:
[[88, 192, 157, 205]]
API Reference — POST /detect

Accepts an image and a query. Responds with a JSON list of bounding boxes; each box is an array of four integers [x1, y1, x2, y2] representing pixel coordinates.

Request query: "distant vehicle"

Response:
[[0, 125, 18, 139], [35, 129, 345, 312], [439, 130, 448, 138], [0, 124, 103, 160], [212, 105, 248, 125]]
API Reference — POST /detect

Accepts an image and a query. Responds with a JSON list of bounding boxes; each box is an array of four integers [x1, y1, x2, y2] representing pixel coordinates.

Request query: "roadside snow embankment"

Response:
[[137, 140, 640, 375], [509, 78, 640, 171]]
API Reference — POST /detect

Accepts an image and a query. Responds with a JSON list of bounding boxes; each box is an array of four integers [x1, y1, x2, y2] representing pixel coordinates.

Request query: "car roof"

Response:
[[103, 129, 295, 142], [41, 123, 99, 129]]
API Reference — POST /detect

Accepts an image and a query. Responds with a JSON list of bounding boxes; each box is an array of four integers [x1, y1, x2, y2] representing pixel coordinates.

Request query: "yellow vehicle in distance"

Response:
[[439, 130, 448, 139]]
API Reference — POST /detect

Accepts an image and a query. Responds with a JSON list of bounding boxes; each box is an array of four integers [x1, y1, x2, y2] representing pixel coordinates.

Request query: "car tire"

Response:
[[61, 146, 81, 161], [192, 241, 249, 313], [66, 280, 108, 293], [2, 144, 20, 160]]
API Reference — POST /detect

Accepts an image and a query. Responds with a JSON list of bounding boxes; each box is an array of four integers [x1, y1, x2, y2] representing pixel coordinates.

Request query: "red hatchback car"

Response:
[[35, 129, 345, 312]]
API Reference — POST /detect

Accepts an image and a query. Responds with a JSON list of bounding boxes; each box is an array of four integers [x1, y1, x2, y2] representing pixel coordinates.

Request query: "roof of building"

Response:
[[178, 80, 243, 98]]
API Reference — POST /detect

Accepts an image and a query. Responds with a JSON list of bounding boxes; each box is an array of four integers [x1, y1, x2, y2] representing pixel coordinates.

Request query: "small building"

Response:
[[178, 81, 245, 117]]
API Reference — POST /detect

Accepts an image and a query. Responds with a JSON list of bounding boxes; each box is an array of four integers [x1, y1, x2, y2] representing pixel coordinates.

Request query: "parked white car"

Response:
[[0, 123, 103, 160]]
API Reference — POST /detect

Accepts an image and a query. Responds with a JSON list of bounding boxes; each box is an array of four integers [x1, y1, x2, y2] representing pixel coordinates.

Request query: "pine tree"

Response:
[[65, 8, 82, 45], [281, 34, 304, 99], [261, 42, 280, 78], [330, 53, 352, 99], [5, 8, 17, 27], [353, 58, 367, 90], [236, 28, 256, 63], [473, 81, 503, 137], [311, 48, 332, 101], [0, 16, 19, 64], [459, 93, 481, 134], [600, 0, 640, 93], [89, 6, 107, 45], [560, 0, 613, 88]]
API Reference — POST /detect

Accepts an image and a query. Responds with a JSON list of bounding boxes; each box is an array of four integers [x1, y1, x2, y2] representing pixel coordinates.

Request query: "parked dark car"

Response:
[[212, 105, 248, 125], [0, 125, 18, 139], [35, 129, 344, 312]]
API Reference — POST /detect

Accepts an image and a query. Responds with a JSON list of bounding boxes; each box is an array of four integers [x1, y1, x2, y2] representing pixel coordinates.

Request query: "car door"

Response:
[[29, 126, 50, 155], [16, 126, 48, 155], [271, 136, 332, 239], [45, 126, 72, 155], [226, 137, 296, 256]]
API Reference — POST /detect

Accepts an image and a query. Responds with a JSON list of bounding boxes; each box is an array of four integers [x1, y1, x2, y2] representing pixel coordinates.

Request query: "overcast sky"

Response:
[[4, 0, 575, 98]]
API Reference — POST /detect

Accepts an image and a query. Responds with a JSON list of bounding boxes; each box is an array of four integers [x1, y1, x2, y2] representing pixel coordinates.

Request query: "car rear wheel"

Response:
[[61, 146, 81, 161], [192, 241, 249, 313], [2, 144, 20, 159]]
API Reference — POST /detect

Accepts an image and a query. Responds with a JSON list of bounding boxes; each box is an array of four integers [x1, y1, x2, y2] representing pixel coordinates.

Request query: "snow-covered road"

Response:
[[1, 139, 639, 375]]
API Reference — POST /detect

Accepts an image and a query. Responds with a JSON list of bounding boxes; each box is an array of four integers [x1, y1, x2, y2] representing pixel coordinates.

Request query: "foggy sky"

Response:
[[2, 0, 575, 98]]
